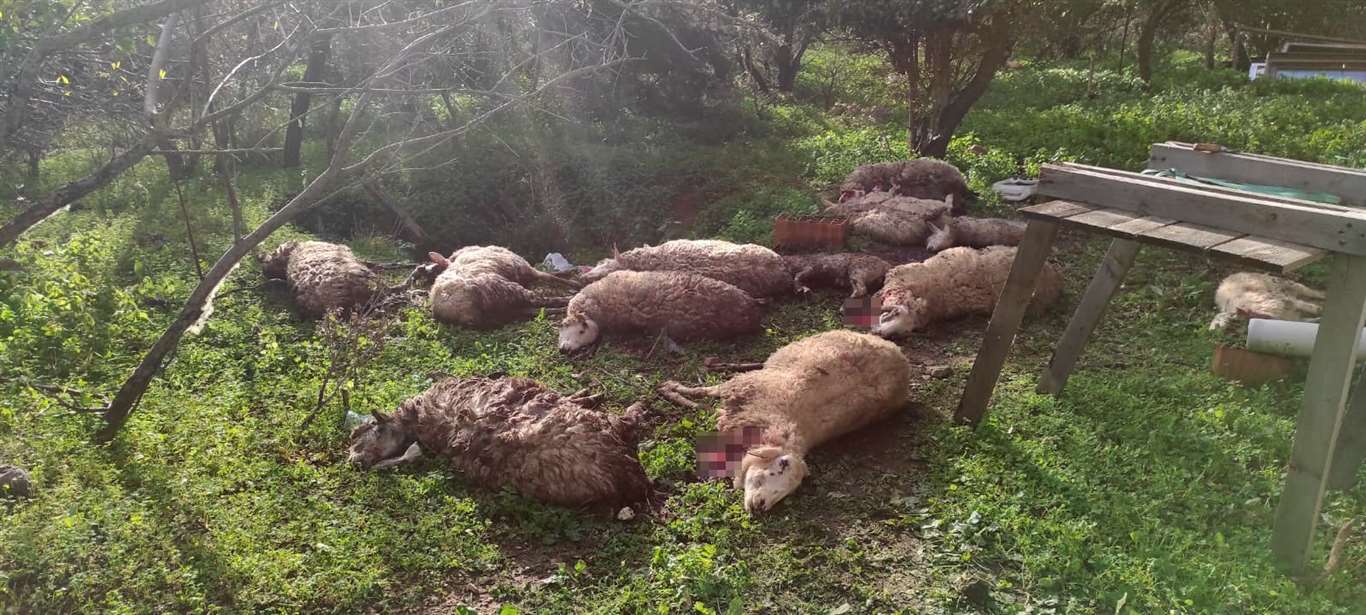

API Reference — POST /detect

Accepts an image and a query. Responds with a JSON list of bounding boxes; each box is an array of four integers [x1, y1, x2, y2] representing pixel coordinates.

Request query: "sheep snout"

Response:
[[741, 453, 808, 514], [557, 318, 600, 353]]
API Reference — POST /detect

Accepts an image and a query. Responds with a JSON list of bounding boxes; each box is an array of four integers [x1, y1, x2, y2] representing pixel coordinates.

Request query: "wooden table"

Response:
[[954, 142, 1366, 576]]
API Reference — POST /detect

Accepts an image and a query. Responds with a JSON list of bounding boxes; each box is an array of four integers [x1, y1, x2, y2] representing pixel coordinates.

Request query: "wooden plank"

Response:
[[1037, 163, 1366, 254], [1211, 237, 1327, 273], [1064, 208, 1143, 229], [1019, 200, 1095, 219], [1140, 222, 1244, 249], [1076, 160, 1350, 212], [1038, 239, 1141, 395], [1271, 254, 1366, 575], [1149, 143, 1366, 206], [954, 219, 1059, 426], [1108, 215, 1176, 235], [1328, 366, 1366, 491]]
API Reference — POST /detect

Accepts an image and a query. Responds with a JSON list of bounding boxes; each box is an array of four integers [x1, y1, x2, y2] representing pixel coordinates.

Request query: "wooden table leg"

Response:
[[1328, 366, 1366, 491], [954, 219, 1060, 426], [1271, 253, 1366, 575], [1038, 239, 1140, 395]]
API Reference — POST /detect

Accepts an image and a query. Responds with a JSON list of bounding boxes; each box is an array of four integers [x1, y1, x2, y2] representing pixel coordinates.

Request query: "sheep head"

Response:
[[347, 412, 413, 469], [557, 314, 601, 353], [735, 445, 808, 514], [925, 217, 953, 252], [257, 241, 299, 280], [872, 299, 927, 339]]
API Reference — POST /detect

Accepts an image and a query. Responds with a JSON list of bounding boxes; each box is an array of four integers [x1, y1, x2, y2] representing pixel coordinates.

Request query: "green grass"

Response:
[[1, 47, 1364, 613]]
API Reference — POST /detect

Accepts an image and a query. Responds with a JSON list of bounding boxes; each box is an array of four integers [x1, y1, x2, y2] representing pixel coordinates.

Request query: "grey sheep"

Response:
[[426, 246, 580, 329], [659, 330, 911, 513], [781, 253, 892, 298], [348, 376, 651, 510], [583, 239, 792, 298], [258, 240, 380, 318], [838, 158, 972, 214], [1209, 272, 1324, 330], [925, 216, 1027, 252], [823, 193, 952, 246], [558, 270, 765, 353], [874, 246, 1063, 338]]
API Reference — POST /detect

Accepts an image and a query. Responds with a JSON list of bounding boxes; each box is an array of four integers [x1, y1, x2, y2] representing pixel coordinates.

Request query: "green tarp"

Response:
[[1142, 168, 1343, 205]]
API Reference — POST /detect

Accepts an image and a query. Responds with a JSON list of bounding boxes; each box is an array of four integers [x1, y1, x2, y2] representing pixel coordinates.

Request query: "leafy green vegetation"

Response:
[[2, 45, 1364, 614]]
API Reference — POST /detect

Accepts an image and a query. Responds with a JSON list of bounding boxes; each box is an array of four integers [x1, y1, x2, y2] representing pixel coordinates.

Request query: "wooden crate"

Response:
[[773, 214, 846, 250]]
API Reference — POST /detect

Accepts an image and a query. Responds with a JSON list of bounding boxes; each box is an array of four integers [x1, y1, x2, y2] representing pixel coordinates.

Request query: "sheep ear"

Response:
[[427, 252, 449, 266]]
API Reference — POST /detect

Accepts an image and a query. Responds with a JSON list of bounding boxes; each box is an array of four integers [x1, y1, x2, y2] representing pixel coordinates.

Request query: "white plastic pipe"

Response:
[[1245, 318, 1366, 359]]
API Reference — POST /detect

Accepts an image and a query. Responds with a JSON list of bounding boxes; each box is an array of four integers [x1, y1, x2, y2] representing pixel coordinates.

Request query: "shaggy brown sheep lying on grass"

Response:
[[780, 253, 892, 298], [348, 376, 651, 509], [838, 158, 971, 214], [582, 239, 792, 298], [258, 240, 380, 318], [425, 246, 579, 329], [558, 270, 765, 352], [1208, 272, 1324, 331], [873, 245, 1063, 338], [659, 330, 911, 513]]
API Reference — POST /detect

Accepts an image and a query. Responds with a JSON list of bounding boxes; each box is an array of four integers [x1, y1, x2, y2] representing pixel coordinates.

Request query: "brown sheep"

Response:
[[925, 216, 1027, 252], [257, 240, 380, 318], [558, 270, 765, 353], [873, 246, 1063, 338], [838, 158, 972, 214], [1209, 272, 1324, 330], [426, 246, 579, 329], [348, 376, 651, 510], [582, 239, 792, 298], [780, 253, 892, 298], [659, 330, 911, 513]]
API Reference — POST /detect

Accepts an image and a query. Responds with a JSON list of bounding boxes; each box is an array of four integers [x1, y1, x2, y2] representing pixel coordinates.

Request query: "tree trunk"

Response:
[[1138, 0, 1180, 84], [1227, 23, 1249, 72], [0, 139, 155, 248], [282, 35, 332, 168], [1204, 18, 1217, 69], [158, 136, 194, 180], [26, 148, 41, 181], [739, 45, 773, 95], [915, 23, 1012, 158], [774, 44, 799, 92]]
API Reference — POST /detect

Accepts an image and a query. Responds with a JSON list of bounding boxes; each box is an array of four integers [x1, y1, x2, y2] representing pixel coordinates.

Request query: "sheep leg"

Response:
[[1290, 298, 1323, 317], [657, 381, 722, 408], [532, 269, 583, 290], [793, 268, 816, 295], [372, 442, 423, 470], [849, 276, 869, 299]]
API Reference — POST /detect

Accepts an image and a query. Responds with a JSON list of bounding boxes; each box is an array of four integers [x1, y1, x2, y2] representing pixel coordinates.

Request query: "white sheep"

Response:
[[582, 239, 792, 297], [557, 270, 765, 353], [838, 158, 972, 214], [780, 253, 892, 298], [873, 246, 1063, 338], [257, 240, 380, 318], [925, 216, 1026, 252], [659, 330, 911, 513], [1208, 272, 1324, 330], [348, 376, 651, 510], [426, 246, 580, 329]]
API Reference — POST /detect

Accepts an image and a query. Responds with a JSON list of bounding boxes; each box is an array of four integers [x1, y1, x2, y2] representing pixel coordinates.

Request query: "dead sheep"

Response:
[[426, 246, 580, 329], [583, 239, 792, 297], [926, 216, 1027, 252], [659, 330, 911, 513], [258, 240, 380, 318], [1208, 272, 1325, 331], [838, 158, 972, 214], [348, 376, 651, 510], [781, 253, 892, 298], [823, 193, 952, 246], [873, 246, 1063, 338], [558, 270, 765, 353]]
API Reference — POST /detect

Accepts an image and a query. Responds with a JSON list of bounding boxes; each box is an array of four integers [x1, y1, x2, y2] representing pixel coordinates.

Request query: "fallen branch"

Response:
[[703, 357, 764, 373]]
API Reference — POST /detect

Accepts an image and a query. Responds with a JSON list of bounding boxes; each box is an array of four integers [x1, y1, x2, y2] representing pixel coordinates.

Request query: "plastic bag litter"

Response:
[[991, 178, 1038, 202], [543, 252, 574, 272]]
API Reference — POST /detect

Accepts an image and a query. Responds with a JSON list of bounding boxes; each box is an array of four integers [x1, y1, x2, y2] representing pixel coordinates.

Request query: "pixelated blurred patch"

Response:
[[695, 427, 765, 479], [842, 293, 880, 329]]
